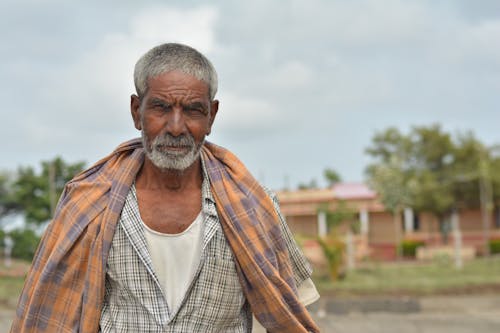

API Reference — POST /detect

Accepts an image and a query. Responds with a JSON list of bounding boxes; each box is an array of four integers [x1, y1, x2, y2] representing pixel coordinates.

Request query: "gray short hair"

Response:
[[134, 43, 218, 100]]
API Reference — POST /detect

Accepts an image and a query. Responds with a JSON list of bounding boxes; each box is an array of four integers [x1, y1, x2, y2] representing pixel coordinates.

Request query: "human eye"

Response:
[[149, 99, 171, 112], [184, 103, 207, 117]]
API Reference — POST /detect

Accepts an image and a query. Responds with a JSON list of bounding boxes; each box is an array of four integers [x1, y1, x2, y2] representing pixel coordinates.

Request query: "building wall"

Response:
[[278, 188, 500, 261], [285, 215, 317, 237], [412, 213, 440, 244], [368, 211, 400, 244], [460, 210, 497, 231]]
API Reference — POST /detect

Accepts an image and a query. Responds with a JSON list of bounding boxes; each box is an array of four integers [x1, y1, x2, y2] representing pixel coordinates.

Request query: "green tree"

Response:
[[318, 201, 357, 231], [11, 157, 85, 224], [317, 201, 357, 280], [297, 178, 318, 190], [367, 154, 413, 258], [8, 228, 41, 261], [365, 127, 412, 165], [0, 172, 20, 217], [491, 146, 500, 204], [317, 236, 344, 280], [366, 125, 461, 244], [323, 168, 341, 187], [367, 125, 500, 250]]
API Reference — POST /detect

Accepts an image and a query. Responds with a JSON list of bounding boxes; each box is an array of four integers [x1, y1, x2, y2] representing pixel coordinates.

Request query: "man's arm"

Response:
[[264, 187, 320, 306]]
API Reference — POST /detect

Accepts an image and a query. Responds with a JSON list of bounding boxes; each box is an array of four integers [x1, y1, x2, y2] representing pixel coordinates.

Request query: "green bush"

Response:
[[317, 234, 345, 281], [489, 239, 500, 255], [399, 240, 425, 257], [8, 229, 41, 261], [0, 229, 5, 247]]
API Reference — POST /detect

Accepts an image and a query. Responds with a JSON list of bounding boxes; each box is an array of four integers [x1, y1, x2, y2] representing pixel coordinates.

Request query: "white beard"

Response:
[[142, 130, 203, 171]]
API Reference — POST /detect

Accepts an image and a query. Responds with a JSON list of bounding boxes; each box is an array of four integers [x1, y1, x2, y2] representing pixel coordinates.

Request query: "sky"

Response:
[[1, 0, 499, 190]]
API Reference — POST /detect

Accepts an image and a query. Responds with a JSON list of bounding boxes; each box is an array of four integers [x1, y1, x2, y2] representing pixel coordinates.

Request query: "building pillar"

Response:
[[360, 209, 369, 235], [451, 209, 463, 269], [318, 210, 327, 237], [346, 231, 355, 270], [404, 207, 414, 234]]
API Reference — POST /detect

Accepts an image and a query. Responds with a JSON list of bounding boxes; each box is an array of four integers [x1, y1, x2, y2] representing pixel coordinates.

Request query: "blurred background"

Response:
[[1, 0, 499, 332]]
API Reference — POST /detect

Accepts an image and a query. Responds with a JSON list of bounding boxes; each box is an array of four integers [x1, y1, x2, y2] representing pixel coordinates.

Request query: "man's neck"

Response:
[[136, 157, 203, 192]]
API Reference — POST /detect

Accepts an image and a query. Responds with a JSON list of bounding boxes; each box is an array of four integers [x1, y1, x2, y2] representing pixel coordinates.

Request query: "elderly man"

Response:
[[12, 43, 320, 333]]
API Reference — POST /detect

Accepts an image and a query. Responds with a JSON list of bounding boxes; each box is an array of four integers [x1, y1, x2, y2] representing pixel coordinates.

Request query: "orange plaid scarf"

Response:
[[11, 139, 319, 333]]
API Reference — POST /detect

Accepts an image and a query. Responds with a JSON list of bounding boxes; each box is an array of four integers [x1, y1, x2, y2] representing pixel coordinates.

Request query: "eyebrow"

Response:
[[146, 97, 208, 114], [148, 98, 170, 107], [185, 101, 207, 109]]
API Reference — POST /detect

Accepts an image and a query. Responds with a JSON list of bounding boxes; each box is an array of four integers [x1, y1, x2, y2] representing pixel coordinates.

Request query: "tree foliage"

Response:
[[297, 178, 318, 190], [8, 228, 41, 261], [4, 157, 85, 224], [317, 201, 357, 280], [318, 200, 357, 231], [317, 235, 344, 280], [0, 172, 20, 217], [491, 147, 500, 203], [323, 168, 341, 187], [366, 125, 499, 229]]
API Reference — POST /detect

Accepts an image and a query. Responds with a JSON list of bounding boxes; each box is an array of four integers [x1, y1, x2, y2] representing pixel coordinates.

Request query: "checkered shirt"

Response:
[[99, 175, 312, 332]]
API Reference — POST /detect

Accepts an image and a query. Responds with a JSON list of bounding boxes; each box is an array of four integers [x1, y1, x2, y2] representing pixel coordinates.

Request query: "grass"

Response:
[[314, 255, 500, 296], [0, 276, 24, 307], [0, 260, 31, 308], [1, 257, 500, 306]]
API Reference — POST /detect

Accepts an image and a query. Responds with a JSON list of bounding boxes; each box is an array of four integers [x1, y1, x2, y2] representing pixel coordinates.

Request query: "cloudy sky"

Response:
[[1, 0, 499, 189]]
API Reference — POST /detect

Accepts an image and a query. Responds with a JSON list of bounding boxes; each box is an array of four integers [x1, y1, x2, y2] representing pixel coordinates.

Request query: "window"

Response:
[[413, 213, 420, 231]]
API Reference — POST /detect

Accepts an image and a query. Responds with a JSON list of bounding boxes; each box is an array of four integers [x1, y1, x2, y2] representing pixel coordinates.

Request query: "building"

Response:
[[277, 183, 500, 261]]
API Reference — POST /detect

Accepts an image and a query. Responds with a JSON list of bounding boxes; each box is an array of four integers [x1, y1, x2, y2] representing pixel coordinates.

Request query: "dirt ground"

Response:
[[3, 259, 500, 333], [3, 294, 500, 333], [253, 294, 500, 333]]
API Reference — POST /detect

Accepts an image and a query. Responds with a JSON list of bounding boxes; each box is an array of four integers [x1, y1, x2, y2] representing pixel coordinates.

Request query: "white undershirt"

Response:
[[142, 211, 204, 312], [142, 211, 319, 312]]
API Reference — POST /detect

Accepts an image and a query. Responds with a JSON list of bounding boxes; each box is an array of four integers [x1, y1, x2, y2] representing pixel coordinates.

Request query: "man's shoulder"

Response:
[[260, 185, 280, 209], [68, 139, 143, 187], [260, 184, 276, 197], [63, 158, 113, 196], [58, 139, 143, 210]]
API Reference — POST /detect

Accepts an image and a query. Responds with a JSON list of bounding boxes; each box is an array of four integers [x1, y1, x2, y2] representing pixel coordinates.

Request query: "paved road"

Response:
[[0, 306, 14, 333], [3, 295, 500, 332], [308, 311, 500, 333], [253, 295, 500, 333]]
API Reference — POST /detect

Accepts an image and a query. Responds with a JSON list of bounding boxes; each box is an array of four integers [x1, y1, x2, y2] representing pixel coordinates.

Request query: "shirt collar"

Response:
[[200, 156, 217, 217]]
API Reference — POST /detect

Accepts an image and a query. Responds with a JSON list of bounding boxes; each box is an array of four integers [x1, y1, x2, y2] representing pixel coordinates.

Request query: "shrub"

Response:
[[0, 229, 5, 248], [8, 228, 41, 261], [399, 240, 425, 258], [489, 239, 500, 255], [317, 234, 345, 280]]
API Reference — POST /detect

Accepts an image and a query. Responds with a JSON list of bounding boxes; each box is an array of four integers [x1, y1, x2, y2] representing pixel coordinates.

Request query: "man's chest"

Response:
[[99, 188, 251, 332], [136, 187, 202, 234]]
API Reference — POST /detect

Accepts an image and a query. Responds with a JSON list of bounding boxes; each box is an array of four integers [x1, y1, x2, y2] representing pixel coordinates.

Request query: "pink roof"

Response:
[[332, 183, 377, 200]]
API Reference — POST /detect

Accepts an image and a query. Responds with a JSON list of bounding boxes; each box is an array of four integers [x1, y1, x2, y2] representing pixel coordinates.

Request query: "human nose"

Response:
[[165, 107, 187, 137]]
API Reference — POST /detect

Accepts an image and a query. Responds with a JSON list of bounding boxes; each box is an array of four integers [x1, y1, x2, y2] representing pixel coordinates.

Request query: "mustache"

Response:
[[152, 133, 195, 148]]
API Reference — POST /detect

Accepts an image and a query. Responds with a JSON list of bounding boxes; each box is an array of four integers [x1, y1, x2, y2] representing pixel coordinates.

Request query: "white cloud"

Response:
[[325, 0, 435, 45], [130, 6, 217, 54], [459, 20, 500, 64], [2, 0, 500, 189], [214, 92, 278, 133], [268, 61, 313, 89], [21, 5, 219, 155]]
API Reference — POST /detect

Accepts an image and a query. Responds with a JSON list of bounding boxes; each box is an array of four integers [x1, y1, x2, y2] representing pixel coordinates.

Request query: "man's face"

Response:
[[131, 70, 218, 171]]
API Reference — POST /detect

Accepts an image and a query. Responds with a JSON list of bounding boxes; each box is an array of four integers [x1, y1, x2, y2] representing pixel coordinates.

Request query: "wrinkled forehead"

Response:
[[145, 70, 211, 99]]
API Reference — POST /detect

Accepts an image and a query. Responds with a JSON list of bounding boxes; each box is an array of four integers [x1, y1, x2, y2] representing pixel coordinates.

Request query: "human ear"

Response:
[[207, 100, 219, 135], [130, 95, 142, 131]]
